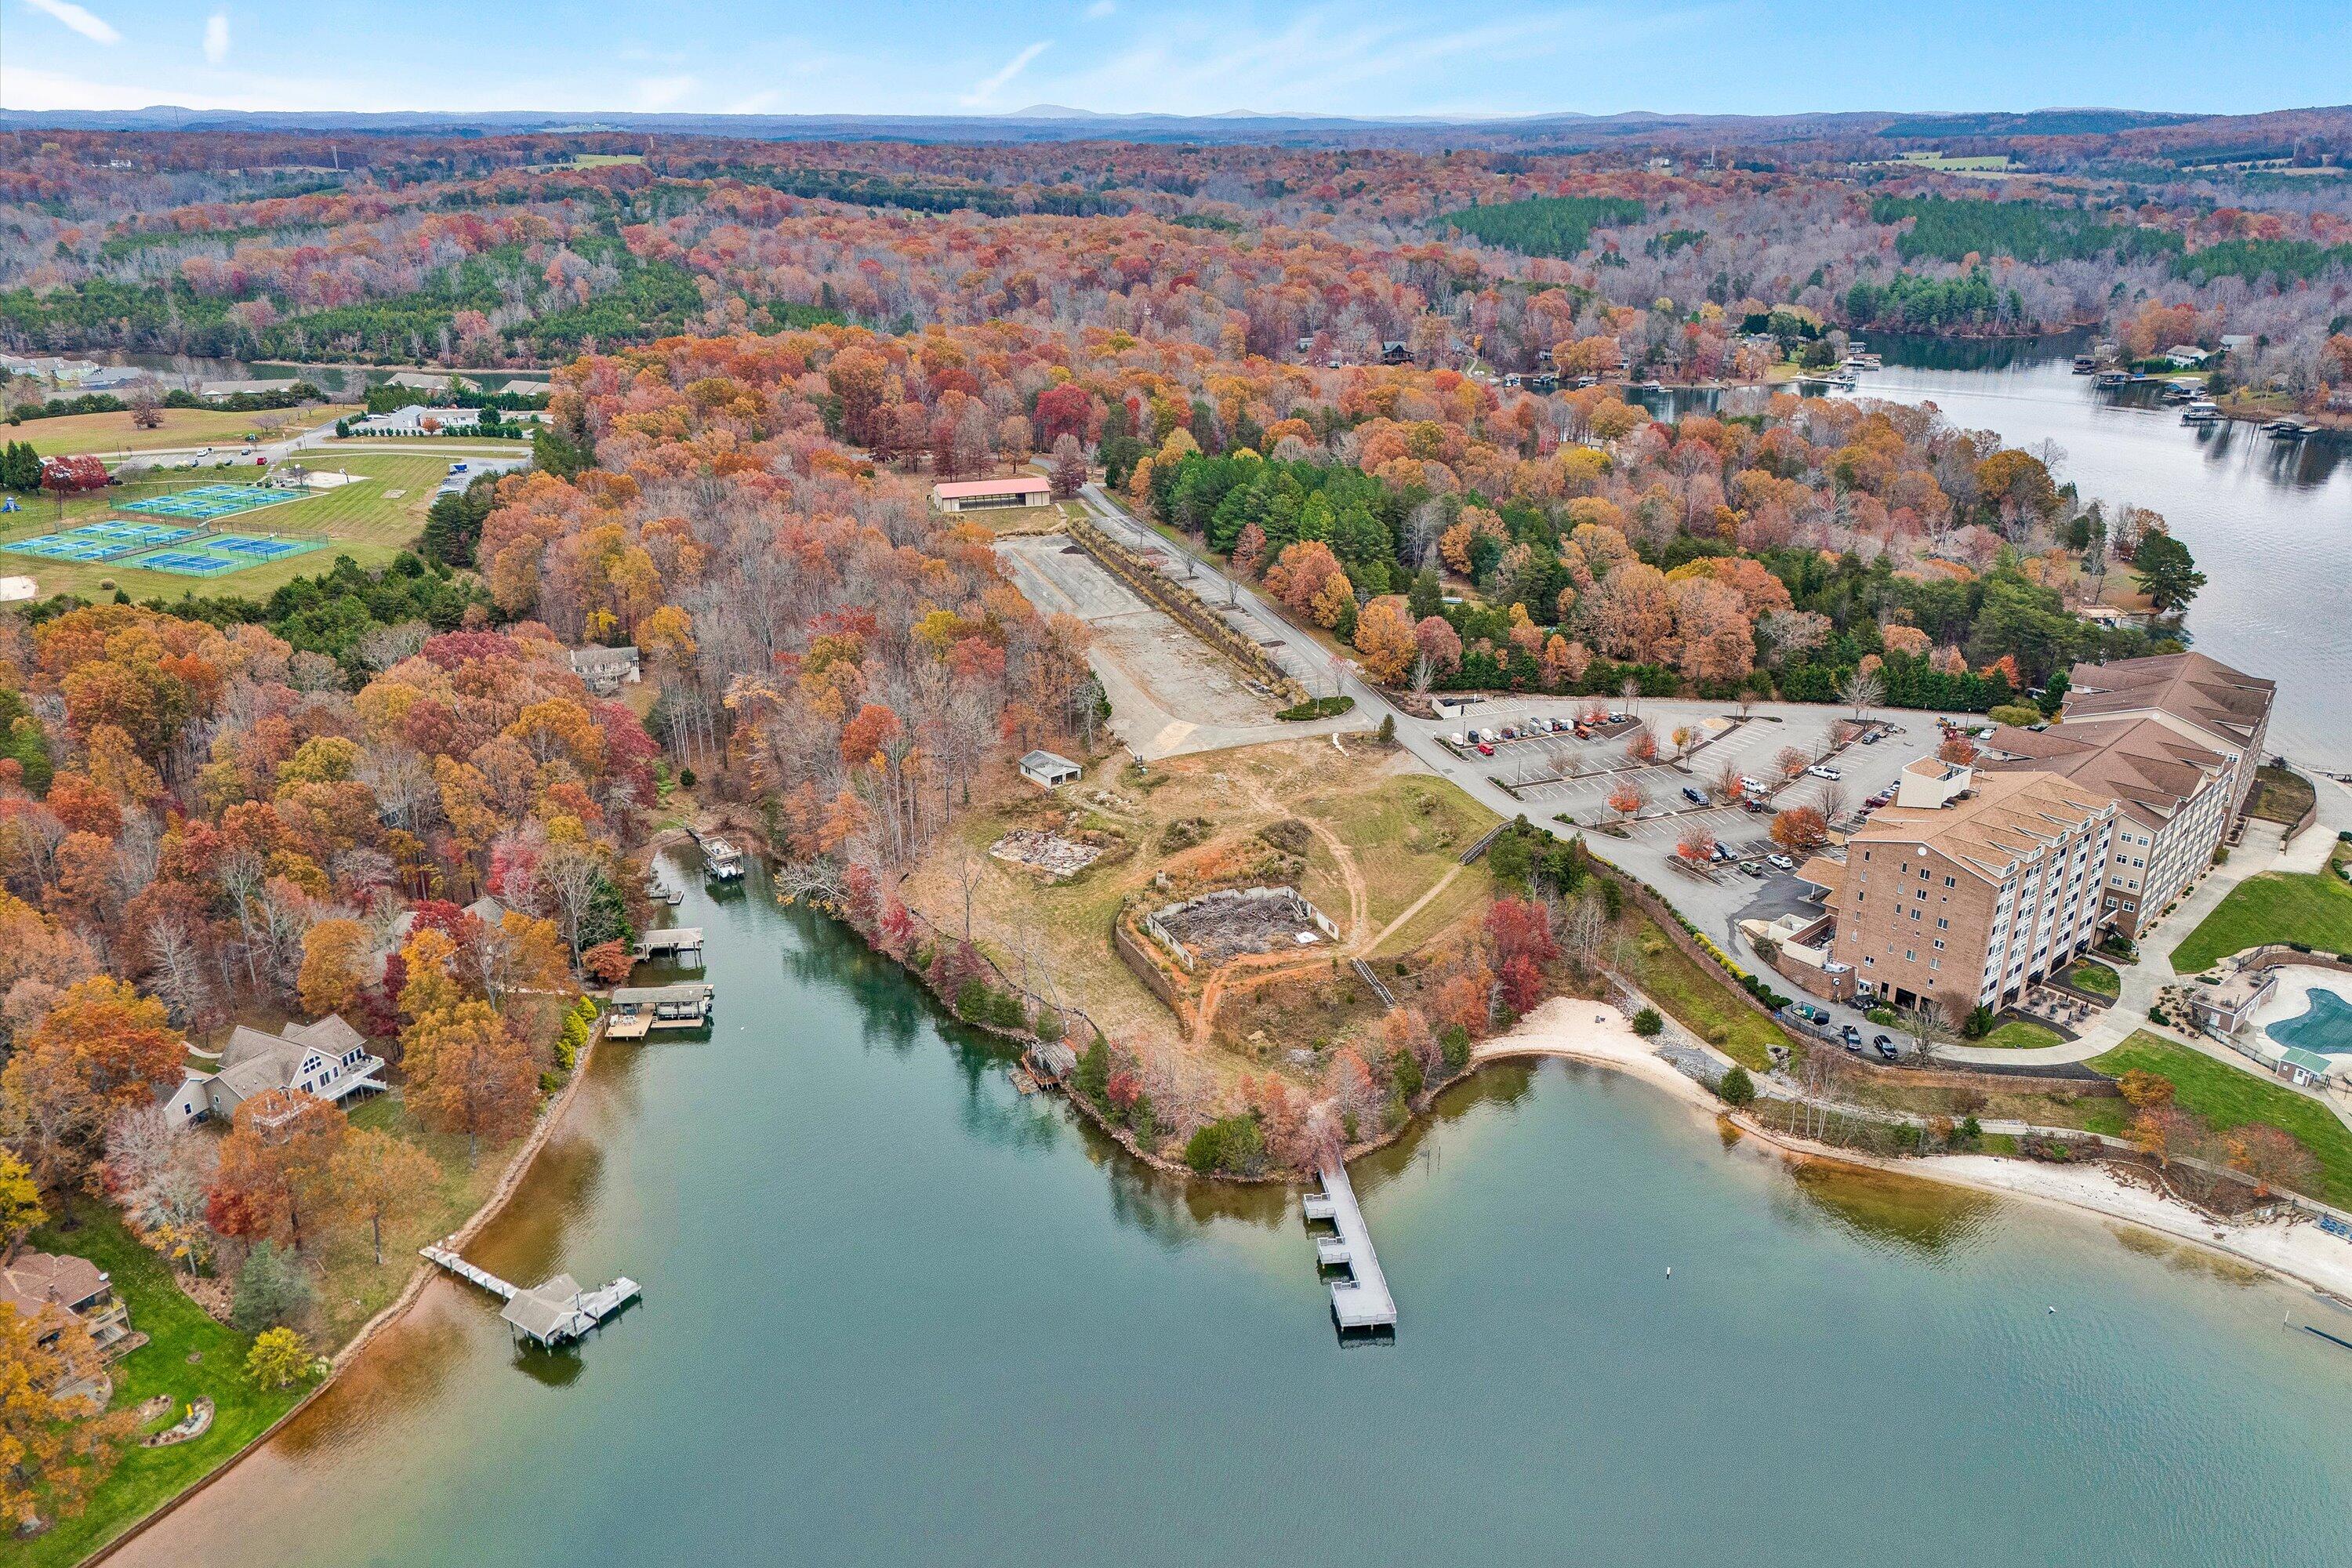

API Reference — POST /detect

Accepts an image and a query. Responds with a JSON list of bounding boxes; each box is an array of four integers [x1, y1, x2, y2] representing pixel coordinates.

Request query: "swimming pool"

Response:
[[2265, 986, 2352, 1054]]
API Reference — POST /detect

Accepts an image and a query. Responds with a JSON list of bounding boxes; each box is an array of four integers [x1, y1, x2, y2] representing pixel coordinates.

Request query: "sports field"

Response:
[[0, 451, 491, 600], [2, 521, 201, 563], [17, 405, 358, 459], [125, 535, 327, 577]]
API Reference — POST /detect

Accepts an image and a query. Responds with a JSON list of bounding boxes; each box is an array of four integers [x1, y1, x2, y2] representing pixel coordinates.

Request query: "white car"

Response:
[[1804, 764, 1842, 780], [1766, 853, 1795, 871]]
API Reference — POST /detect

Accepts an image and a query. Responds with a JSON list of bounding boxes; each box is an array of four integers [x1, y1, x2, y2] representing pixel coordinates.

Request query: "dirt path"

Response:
[[1189, 787, 1375, 1044], [1364, 863, 1465, 956]]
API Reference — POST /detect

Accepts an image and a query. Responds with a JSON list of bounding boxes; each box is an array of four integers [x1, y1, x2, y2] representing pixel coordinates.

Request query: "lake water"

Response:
[[113, 860, 2352, 1568], [1845, 338, 2352, 771]]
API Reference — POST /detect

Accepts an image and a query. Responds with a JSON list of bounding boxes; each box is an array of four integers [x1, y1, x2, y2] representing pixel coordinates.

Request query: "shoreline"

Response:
[[1477, 996, 2352, 1310], [78, 1022, 612, 1568]]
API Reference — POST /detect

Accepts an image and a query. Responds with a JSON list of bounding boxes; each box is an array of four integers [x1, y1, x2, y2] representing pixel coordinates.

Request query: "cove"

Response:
[[108, 858, 2352, 1568]]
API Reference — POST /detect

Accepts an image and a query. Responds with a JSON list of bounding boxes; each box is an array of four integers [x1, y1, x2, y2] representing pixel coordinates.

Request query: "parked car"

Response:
[[1805, 764, 1842, 781], [1860, 731, 1881, 745], [1789, 1004, 1831, 1026], [1572, 724, 1592, 739], [1873, 1034, 1900, 1061], [1475, 742, 1495, 757], [1711, 843, 1735, 862], [1743, 799, 1768, 813], [1866, 791, 1893, 808], [1840, 1024, 1863, 1050], [1740, 861, 1767, 877], [1766, 853, 1795, 871], [1681, 786, 1706, 805]]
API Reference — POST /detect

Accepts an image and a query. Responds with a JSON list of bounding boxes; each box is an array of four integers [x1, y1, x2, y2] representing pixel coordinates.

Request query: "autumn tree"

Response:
[[0, 1149, 42, 1254], [1769, 806, 1828, 852], [330, 1129, 441, 1265], [0, 1303, 137, 1530], [1675, 829, 1717, 866], [1, 977, 182, 1184], [1606, 782, 1646, 822], [2132, 1105, 2209, 1167], [402, 1000, 538, 1156], [245, 1326, 313, 1390], [296, 918, 372, 1018], [1352, 598, 1417, 686], [2224, 1124, 2316, 1198], [205, 1092, 347, 1251]]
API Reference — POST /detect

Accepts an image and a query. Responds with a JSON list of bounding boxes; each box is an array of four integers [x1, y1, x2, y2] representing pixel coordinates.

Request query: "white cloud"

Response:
[[202, 8, 230, 64], [630, 74, 699, 111], [1085, 0, 1115, 16], [960, 40, 1050, 107], [22, 0, 121, 45]]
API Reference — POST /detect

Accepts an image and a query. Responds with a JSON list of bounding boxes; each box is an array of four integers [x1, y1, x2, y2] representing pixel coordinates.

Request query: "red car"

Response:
[[1475, 741, 1495, 756]]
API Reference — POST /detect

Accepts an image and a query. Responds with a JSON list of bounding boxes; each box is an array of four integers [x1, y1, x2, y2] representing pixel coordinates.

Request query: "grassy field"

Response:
[[567, 153, 646, 168], [1304, 768, 1497, 942], [1978, 1018, 2064, 1050], [16, 405, 356, 458], [1621, 911, 1792, 1072], [2060, 960, 2121, 998], [325, 1091, 509, 1342], [2169, 844, 2352, 972], [2082, 1031, 2352, 1208], [20, 1201, 304, 1568], [0, 451, 459, 601]]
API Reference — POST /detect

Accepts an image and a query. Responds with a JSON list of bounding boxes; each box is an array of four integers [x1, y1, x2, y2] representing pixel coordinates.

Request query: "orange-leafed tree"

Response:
[[1769, 806, 1828, 852], [296, 918, 372, 1018], [0, 1301, 139, 1530], [401, 1000, 539, 1156], [329, 1128, 441, 1265], [0, 976, 183, 1185], [1352, 597, 1417, 685], [1606, 782, 1646, 822]]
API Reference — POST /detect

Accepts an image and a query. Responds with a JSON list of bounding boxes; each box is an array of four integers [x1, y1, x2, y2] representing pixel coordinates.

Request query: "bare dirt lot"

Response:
[[899, 738, 1500, 1088], [995, 534, 1290, 758]]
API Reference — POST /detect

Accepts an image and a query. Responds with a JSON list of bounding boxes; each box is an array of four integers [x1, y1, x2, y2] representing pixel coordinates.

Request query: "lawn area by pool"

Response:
[[2169, 846, 2352, 972], [2084, 1031, 2352, 1208], [2265, 984, 2352, 1055]]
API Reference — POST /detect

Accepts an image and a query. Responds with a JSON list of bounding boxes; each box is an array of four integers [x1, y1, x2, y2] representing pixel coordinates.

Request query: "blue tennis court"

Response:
[[4, 521, 202, 562], [119, 485, 307, 521], [122, 534, 326, 577]]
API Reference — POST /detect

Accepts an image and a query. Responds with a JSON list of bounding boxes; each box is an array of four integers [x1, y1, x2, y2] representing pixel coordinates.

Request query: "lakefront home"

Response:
[[165, 1014, 385, 1131]]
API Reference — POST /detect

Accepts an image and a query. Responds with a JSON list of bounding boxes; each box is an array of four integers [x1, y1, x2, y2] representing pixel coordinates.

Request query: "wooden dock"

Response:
[[1304, 1156, 1396, 1331], [605, 981, 714, 1039], [633, 927, 705, 966], [420, 1245, 641, 1347], [685, 826, 746, 881]]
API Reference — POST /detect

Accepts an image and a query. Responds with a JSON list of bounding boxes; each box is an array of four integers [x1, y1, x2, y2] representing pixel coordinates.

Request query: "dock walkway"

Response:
[[420, 1245, 641, 1346], [1305, 1157, 1396, 1330]]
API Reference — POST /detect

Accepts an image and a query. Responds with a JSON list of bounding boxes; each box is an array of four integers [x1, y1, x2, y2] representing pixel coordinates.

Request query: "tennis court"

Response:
[[122, 534, 327, 577], [118, 485, 309, 522], [4, 521, 202, 562]]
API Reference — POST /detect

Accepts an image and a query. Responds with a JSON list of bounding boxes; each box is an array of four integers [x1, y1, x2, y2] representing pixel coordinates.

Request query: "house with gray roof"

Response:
[[180, 1014, 384, 1127]]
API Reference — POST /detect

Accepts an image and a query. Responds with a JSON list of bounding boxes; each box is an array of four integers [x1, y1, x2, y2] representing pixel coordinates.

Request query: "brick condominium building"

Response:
[[1978, 652, 2275, 935], [1816, 760, 2118, 1017]]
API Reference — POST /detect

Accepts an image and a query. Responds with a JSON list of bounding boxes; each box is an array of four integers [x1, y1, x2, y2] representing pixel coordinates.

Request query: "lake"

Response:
[[111, 859, 2352, 1568], [1846, 337, 2352, 771]]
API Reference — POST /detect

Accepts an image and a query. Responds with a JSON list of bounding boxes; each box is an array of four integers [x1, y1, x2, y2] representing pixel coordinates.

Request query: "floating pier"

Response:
[[685, 826, 747, 880], [1304, 1156, 1396, 1331], [420, 1245, 641, 1347], [604, 981, 715, 1040]]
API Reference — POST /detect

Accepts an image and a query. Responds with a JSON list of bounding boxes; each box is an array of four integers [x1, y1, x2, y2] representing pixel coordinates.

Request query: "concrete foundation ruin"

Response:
[[989, 828, 1104, 880], [1143, 885, 1337, 971]]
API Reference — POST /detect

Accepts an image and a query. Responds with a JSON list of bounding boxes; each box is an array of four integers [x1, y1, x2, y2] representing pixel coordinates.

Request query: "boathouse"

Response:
[[606, 982, 715, 1039]]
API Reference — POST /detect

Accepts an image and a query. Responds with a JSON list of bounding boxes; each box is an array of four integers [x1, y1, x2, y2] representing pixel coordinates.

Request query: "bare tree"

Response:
[[1815, 779, 1850, 825], [1904, 999, 1955, 1066], [1838, 666, 1886, 722]]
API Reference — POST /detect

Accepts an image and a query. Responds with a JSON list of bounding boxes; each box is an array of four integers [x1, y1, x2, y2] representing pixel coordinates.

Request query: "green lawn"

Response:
[[2061, 960, 2121, 999], [2169, 846, 2352, 973], [2083, 1032, 2352, 1208], [19, 1201, 304, 1568], [1622, 912, 1793, 1072], [19, 405, 358, 458], [1978, 1018, 2064, 1050]]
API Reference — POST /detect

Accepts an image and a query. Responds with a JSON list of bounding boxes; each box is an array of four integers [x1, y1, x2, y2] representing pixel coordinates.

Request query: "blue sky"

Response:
[[5, 0, 2348, 119]]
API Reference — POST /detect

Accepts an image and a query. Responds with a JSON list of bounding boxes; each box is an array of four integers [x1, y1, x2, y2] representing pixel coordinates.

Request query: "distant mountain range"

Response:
[[0, 103, 2338, 154]]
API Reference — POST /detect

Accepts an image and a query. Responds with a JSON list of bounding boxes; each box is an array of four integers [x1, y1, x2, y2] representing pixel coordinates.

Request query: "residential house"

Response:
[[2165, 344, 2215, 368], [1, 1249, 133, 1366], [568, 644, 642, 695], [183, 1015, 385, 1127]]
